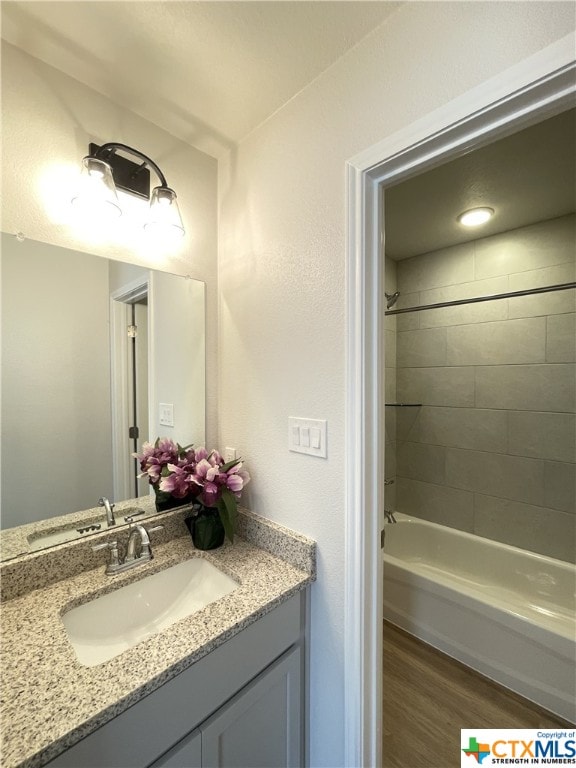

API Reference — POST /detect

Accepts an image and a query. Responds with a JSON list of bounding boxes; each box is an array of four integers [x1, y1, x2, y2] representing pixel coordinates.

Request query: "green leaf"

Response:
[[217, 489, 238, 543], [220, 457, 242, 473]]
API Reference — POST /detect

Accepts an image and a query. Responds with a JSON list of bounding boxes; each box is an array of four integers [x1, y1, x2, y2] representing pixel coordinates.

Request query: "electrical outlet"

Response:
[[224, 447, 237, 462], [159, 403, 174, 427]]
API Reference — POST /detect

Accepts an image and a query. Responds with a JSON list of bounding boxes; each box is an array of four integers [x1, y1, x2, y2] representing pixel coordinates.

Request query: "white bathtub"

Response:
[[382, 513, 576, 722]]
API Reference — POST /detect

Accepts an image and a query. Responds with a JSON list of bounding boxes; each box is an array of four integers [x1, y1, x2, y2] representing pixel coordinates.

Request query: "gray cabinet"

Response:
[[150, 730, 202, 768], [152, 647, 301, 768], [46, 593, 305, 768]]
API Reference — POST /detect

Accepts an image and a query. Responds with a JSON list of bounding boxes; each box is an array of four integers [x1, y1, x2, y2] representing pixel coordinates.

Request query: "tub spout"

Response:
[[384, 508, 397, 524]]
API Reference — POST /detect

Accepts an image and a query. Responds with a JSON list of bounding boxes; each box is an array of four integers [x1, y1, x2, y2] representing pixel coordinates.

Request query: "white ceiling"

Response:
[[385, 107, 576, 259], [3, 1, 573, 255], [1, 0, 400, 158]]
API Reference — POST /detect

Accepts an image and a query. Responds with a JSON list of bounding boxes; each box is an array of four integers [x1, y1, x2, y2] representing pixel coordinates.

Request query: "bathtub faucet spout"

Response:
[[384, 508, 397, 524]]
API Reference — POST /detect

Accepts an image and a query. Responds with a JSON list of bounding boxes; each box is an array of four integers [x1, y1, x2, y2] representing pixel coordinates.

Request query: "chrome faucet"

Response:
[[126, 523, 155, 563], [384, 508, 397, 524], [98, 497, 116, 527], [92, 523, 164, 575]]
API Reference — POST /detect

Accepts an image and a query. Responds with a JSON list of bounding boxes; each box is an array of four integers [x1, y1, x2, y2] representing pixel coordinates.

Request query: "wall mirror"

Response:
[[0, 233, 206, 560]]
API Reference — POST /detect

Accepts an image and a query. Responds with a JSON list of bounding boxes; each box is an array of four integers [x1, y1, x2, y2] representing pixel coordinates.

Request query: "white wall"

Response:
[[1, 235, 113, 526], [149, 271, 206, 448], [1, 42, 219, 446], [217, 3, 576, 765]]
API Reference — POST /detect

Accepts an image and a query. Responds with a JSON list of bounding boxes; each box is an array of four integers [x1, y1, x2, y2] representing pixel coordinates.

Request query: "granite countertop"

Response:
[[0, 513, 315, 768]]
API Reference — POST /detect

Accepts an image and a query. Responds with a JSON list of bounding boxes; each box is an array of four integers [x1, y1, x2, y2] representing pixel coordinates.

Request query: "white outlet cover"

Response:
[[224, 447, 237, 462], [159, 403, 174, 427]]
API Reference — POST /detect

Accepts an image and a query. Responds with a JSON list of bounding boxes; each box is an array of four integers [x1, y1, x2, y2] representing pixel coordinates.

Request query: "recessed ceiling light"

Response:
[[457, 207, 494, 227]]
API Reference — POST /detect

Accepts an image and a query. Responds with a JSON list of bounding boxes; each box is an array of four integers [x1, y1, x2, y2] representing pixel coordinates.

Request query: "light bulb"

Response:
[[145, 187, 185, 240], [457, 207, 494, 227], [71, 156, 121, 220]]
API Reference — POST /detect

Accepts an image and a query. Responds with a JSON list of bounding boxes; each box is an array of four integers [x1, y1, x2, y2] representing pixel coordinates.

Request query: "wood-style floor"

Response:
[[382, 621, 573, 768]]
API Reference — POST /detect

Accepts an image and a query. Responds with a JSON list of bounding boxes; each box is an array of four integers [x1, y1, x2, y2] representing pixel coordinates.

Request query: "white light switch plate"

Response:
[[159, 403, 174, 427], [288, 417, 327, 458]]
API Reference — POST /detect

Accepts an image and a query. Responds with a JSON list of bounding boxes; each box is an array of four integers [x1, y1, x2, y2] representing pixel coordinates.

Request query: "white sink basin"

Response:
[[62, 558, 239, 667]]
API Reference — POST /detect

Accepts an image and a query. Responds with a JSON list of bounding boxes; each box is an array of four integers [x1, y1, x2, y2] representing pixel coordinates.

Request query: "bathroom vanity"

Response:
[[0, 508, 315, 768]]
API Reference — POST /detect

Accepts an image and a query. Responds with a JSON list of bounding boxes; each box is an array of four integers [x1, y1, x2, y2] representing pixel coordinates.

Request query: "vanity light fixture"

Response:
[[457, 206, 494, 227], [71, 143, 185, 238]]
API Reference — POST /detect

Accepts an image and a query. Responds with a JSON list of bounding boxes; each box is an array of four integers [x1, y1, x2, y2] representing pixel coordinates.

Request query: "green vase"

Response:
[[187, 507, 225, 550]]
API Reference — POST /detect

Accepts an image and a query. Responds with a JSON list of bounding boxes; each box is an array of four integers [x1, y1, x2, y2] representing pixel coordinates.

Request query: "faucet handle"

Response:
[[384, 478, 395, 486], [141, 525, 164, 558], [92, 540, 120, 568]]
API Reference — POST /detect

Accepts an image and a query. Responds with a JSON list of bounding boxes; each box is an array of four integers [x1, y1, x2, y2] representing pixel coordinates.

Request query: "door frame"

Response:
[[110, 276, 149, 501], [344, 34, 575, 768]]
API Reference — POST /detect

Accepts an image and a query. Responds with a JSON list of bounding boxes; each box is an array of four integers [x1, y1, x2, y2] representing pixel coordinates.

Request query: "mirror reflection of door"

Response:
[[110, 278, 150, 503], [127, 299, 149, 498]]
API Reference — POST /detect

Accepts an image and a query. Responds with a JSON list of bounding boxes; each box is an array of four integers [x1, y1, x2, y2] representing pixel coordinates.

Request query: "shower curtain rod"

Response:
[[384, 281, 576, 316]]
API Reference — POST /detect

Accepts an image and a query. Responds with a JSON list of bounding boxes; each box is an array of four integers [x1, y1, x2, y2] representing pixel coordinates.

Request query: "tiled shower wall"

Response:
[[385, 213, 576, 562], [384, 258, 398, 512]]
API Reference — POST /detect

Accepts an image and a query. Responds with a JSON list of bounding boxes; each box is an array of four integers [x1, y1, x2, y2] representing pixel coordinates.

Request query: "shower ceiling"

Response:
[[384, 107, 576, 260]]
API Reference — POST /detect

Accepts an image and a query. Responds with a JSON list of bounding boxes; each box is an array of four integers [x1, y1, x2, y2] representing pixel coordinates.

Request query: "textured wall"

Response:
[[0, 43, 219, 446], [393, 214, 575, 561], [217, 3, 576, 765]]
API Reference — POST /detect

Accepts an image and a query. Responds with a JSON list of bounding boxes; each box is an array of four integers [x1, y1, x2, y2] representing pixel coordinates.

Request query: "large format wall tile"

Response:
[[445, 448, 544, 506], [474, 493, 576, 563], [395, 292, 421, 331], [474, 215, 576, 280], [398, 241, 474, 293], [475, 364, 576, 412], [385, 367, 397, 403], [384, 328, 397, 367], [419, 297, 508, 329], [508, 290, 575, 319], [396, 477, 474, 531], [397, 441, 446, 484], [509, 261, 575, 291], [447, 317, 546, 365], [419, 276, 509, 305], [397, 367, 475, 407], [544, 460, 576, 513], [508, 411, 576, 463], [546, 313, 576, 362], [397, 328, 447, 367], [397, 406, 508, 453], [418, 277, 509, 328]]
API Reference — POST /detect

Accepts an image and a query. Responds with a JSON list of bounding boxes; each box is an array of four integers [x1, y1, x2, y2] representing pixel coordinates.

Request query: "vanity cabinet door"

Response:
[[201, 646, 301, 768], [149, 728, 202, 768]]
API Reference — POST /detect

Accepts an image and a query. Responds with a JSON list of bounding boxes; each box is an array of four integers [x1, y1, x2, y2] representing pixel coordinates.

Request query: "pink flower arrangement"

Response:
[[135, 438, 250, 542]]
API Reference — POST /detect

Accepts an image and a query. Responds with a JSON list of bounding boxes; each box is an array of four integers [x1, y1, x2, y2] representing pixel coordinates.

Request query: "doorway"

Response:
[[345, 37, 575, 768], [110, 278, 150, 502]]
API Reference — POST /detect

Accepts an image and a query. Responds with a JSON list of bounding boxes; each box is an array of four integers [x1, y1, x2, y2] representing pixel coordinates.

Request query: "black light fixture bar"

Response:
[[88, 142, 170, 200], [76, 141, 185, 238]]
